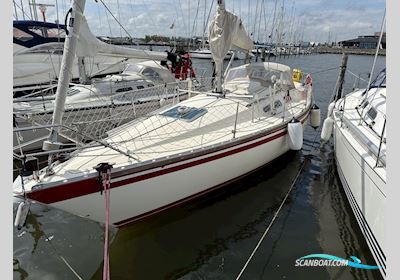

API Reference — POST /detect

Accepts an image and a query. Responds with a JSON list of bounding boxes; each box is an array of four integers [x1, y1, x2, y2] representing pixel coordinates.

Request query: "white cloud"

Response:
[[13, 0, 385, 43]]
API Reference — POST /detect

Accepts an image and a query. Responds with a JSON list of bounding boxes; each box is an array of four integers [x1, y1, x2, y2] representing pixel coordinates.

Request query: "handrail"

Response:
[[337, 112, 386, 167], [13, 123, 139, 161], [375, 118, 386, 168]]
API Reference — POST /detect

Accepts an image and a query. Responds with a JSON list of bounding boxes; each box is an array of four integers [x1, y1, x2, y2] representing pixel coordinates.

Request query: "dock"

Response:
[[313, 47, 386, 56]]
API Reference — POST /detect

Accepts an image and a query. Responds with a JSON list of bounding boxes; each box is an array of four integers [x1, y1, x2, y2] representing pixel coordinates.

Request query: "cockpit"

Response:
[[123, 62, 176, 84], [224, 62, 295, 94]]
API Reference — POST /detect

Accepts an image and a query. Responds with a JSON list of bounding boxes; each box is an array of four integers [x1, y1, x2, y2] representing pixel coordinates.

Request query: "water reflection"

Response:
[[13, 54, 385, 280]]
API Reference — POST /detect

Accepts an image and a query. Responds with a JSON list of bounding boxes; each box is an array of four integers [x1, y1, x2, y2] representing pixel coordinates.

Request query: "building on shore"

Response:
[[338, 32, 386, 49]]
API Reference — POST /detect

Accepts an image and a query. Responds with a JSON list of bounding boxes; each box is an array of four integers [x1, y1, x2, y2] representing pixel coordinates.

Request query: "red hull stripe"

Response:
[[28, 130, 286, 204], [112, 130, 286, 187], [27, 113, 308, 205]]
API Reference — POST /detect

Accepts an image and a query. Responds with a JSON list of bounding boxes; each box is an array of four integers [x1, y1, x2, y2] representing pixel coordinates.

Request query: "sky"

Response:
[[13, 0, 386, 43]]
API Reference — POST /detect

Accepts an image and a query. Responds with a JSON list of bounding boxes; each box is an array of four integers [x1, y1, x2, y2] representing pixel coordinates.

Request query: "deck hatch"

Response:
[[161, 106, 208, 122]]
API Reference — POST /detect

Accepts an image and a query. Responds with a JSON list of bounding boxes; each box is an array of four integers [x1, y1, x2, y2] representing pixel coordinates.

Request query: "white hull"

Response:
[[50, 124, 302, 226], [189, 50, 231, 60], [333, 115, 386, 277]]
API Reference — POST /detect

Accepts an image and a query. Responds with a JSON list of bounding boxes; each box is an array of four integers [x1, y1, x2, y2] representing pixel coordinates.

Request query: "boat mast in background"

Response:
[[362, 8, 386, 101]]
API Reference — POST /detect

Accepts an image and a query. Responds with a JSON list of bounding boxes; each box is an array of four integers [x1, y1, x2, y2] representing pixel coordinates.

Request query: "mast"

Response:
[[201, 0, 207, 49], [43, 0, 87, 152], [269, 0, 279, 46], [30, 0, 39, 21], [359, 8, 386, 108], [215, 0, 224, 93], [209, 0, 253, 93], [13, 1, 18, 20]]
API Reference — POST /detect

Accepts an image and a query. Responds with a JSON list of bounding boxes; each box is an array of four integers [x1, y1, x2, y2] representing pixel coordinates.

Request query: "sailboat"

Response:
[[13, 59, 197, 153], [13, 16, 200, 153], [13, 20, 171, 96], [322, 68, 386, 279], [320, 16, 386, 277], [13, 0, 316, 227]]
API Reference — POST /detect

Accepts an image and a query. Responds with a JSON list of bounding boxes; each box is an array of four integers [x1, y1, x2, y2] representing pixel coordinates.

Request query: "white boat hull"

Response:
[[28, 118, 307, 227], [17, 62, 312, 228], [334, 118, 386, 277], [190, 51, 231, 60]]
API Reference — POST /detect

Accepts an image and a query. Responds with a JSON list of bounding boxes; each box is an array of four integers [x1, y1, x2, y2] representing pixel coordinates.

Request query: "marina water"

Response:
[[13, 53, 385, 280]]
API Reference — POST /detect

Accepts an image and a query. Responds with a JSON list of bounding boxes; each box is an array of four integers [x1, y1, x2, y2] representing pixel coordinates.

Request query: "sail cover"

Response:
[[76, 16, 167, 61], [208, 4, 253, 65]]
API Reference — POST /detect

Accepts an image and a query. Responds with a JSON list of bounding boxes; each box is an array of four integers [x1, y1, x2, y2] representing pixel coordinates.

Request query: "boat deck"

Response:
[[18, 91, 310, 190], [333, 89, 386, 181]]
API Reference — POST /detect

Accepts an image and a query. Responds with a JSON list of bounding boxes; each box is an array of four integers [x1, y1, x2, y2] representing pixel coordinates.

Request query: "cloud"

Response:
[[13, 0, 385, 43]]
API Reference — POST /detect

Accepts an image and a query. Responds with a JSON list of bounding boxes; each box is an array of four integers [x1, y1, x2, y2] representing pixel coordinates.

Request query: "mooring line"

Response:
[[309, 66, 340, 75], [235, 160, 307, 280]]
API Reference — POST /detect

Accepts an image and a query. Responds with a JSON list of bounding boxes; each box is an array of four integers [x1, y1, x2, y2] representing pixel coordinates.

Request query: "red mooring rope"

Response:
[[102, 169, 111, 280]]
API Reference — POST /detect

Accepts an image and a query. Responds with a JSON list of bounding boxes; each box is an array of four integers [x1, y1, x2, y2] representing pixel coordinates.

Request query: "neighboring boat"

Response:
[[13, 59, 197, 152], [190, 48, 248, 60], [321, 67, 386, 277], [13, 20, 170, 96], [190, 48, 232, 60], [320, 14, 386, 277], [13, 0, 315, 227]]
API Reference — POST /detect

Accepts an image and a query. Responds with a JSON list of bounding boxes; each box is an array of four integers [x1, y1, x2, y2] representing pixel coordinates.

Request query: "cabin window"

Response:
[[148, 84, 154, 87], [136, 85, 145, 89], [370, 69, 386, 88], [123, 64, 143, 74], [116, 87, 133, 93], [46, 28, 66, 38], [161, 106, 207, 122], [13, 27, 33, 42], [28, 26, 45, 37], [274, 100, 282, 108], [67, 88, 80, 96], [263, 105, 271, 112], [225, 68, 248, 82], [367, 107, 377, 120], [142, 68, 161, 80], [361, 100, 369, 109], [251, 70, 271, 80]]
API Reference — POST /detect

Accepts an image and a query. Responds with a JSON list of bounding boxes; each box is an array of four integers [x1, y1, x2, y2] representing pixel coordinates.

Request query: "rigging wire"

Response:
[[359, 8, 386, 108], [116, 0, 123, 38], [235, 159, 307, 280], [96, 0, 134, 40], [37, 222, 84, 280], [256, 0, 264, 43], [13, 1, 32, 21], [19, 0, 26, 20], [13, 0, 18, 20], [346, 69, 369, 84], [188, 0, 201, 50], [103, 4, 113, 36], [177, 0, 188, 39]]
